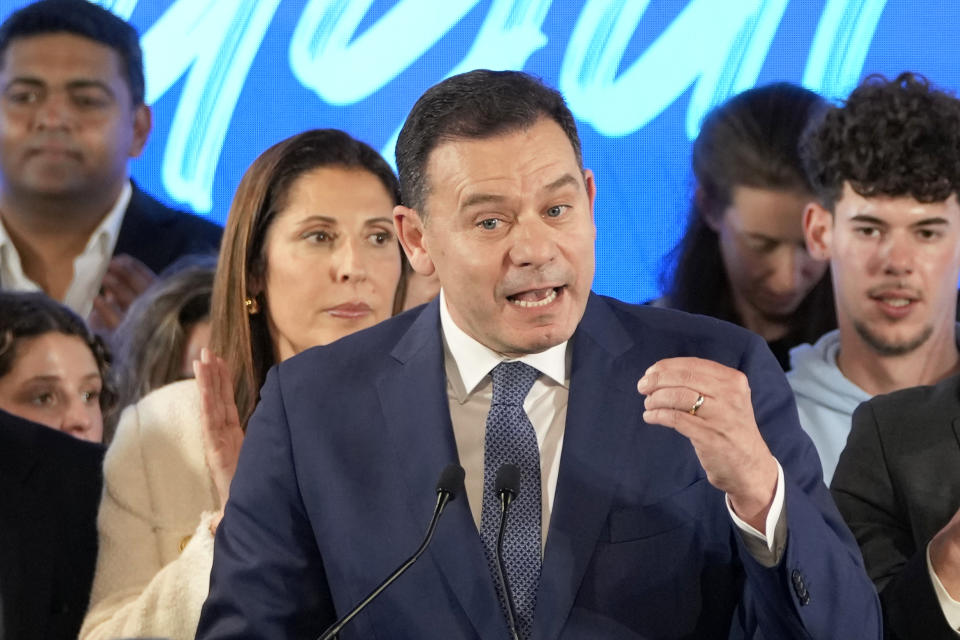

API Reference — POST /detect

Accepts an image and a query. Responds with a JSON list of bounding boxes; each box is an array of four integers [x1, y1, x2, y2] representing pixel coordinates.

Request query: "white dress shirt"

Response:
[[927, 545, 960, 633], [0, 181, 131, 318], [438, 290, 786, 561]]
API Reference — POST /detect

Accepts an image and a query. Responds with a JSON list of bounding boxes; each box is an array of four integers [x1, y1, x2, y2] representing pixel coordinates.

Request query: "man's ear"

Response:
[[129, 103, 152, 158], [803, 201, 833, 260], [583, 168, 597, 221], [394, 205, 436, 276]]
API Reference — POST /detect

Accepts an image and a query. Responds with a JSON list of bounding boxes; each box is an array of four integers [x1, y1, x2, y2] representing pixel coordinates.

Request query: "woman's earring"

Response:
[[244, 297, 261, 315]]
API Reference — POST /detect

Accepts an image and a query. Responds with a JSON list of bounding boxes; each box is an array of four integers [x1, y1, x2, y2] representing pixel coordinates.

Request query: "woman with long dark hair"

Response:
[[81, 129, 407, 639], [661, 83, 833, 369]]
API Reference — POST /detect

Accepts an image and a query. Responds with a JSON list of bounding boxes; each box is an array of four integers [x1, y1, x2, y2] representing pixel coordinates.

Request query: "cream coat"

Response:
[[80, 379, 220, 640]]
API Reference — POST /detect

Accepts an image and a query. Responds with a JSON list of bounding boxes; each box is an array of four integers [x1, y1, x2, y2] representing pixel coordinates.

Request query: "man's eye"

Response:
[[5, 90, 39, 105], [82, 389, 101, 403], [478, 219, 500, 230], [72, 94, 109, 108], [546, 205, 567, 217]]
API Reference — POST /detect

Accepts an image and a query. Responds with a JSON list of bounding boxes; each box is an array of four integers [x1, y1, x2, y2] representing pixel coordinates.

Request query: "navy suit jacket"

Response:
[[198, 295, 881, 639], [114, 183, 221, 273], [0, 410, 104, 640]]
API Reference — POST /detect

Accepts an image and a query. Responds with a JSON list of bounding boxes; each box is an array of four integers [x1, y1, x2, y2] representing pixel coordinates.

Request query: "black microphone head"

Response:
[[436, 463, 465, 501], [495, 463, 521, 498]]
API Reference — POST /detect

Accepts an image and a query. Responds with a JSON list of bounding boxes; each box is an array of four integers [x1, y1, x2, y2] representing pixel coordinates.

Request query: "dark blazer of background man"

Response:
[[833, 375, 960, 640], [0, 0, 220, 330], [197, 70, 880, 639], [0, 408, 104, 640]]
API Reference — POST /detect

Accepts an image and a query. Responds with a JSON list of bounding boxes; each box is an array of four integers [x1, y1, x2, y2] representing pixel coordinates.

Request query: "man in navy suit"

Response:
[[197, 70, 880, 638], [0, 408, 104, 640], [0, 1, 220, 330]]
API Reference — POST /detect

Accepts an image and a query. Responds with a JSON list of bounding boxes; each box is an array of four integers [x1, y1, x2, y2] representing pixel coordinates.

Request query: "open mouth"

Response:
[[507, 286, 562, 308]]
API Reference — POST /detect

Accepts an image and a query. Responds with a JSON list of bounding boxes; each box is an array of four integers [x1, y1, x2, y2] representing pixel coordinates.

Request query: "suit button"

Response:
[[791, 569, 810, 606]]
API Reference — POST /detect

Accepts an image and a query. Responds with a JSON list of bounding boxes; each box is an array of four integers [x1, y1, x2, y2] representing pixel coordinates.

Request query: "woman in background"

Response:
[[660, 83, 833, 369], [109, 255, 216, 418], [0, 291, 115, 442], [81, 129, 406, 640]]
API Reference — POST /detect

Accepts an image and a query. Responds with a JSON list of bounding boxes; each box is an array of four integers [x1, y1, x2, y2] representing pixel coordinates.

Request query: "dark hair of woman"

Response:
[[661, 83, 835, 368], [209, 128, 406, 428], [0, 291, 117, 413]]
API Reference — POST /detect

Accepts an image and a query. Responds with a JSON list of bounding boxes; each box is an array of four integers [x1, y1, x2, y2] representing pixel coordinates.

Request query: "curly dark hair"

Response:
[[800, 72, 960, 210], [0, 291, 117, 415]]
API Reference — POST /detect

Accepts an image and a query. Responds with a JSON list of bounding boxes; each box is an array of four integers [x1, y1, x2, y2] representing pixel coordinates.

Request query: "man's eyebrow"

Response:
[[4, 76, 115, 97], [849, 213, 950, 226], [65, 79, 116, 97], [541, 173, 580, 193], [460, 192, 508, 210], [848, 214, 888, 225]]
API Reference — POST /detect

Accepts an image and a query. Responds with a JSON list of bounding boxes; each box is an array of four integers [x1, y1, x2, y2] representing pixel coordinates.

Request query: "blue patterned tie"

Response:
[[480, 361, 542, 640]]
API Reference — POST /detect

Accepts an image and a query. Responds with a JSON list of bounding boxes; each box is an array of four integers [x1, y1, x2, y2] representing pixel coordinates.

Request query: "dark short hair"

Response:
[[395, 69, 583, 216], [800, 72, 960, 211], [0, 0, 145, 105], [0, 291, 116, 413]]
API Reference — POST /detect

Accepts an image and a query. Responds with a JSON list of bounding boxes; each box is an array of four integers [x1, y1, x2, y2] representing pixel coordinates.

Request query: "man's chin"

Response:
[[854, 321, 933, 357]]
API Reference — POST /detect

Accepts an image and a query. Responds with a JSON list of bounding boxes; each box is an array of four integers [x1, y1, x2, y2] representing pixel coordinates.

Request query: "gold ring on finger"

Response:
[[689, 394, 705, 416]]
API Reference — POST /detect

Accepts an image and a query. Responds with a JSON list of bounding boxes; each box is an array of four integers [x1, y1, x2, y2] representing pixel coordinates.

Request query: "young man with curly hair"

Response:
[[792, 72, 960, 638]]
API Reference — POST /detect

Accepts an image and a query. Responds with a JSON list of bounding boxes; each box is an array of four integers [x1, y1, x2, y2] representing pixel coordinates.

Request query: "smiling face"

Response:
[[709, 186, 827, 330], [261, 166, 402, 360], [395, 117, 596, 357], [0, 331, 103, 442], [805, 182, 960, 356], [0, 32, 150, 201]]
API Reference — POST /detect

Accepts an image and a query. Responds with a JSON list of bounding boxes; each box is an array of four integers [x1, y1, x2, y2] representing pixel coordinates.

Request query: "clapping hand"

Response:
[[195, 348, 244, 511]]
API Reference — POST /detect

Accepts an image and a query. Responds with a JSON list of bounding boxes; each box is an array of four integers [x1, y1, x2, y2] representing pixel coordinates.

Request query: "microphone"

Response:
[[494, 463, 522, 640], [317, 463, 465, 640]]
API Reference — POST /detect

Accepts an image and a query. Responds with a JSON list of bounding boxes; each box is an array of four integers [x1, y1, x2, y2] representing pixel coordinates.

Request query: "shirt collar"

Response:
[[0, 180, 131, 255], [85, 180, 131, 255], [439, 288, 569, 397]]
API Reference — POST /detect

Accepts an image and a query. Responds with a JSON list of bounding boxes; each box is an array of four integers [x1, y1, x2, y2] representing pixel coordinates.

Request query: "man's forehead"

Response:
[[837, 183, 960, 219], [423, 121, 582, 195], [1, 32, 123, 77]]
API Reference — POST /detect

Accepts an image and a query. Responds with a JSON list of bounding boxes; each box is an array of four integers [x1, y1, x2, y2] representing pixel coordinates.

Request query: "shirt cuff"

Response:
[[726, 461, 786, 566], [926, 543, 960, 633]]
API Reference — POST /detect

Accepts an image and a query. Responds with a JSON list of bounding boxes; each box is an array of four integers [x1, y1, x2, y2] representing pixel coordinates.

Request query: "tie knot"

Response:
[[490, 361, 540, 406]]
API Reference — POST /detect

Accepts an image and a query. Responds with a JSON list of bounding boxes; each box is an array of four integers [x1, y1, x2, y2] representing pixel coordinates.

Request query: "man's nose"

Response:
[[880, 234, 914, 276], [33, 92, 73, 130], [508, 217, 558, 267]]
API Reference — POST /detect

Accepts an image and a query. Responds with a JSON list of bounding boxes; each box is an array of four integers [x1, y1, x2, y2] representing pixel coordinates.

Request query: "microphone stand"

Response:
[[317, 464, 463, 640]]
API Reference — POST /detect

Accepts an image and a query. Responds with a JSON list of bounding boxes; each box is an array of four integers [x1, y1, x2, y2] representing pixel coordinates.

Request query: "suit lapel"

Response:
[[376, 300, 506, 639], [533, 295, 644, 640]]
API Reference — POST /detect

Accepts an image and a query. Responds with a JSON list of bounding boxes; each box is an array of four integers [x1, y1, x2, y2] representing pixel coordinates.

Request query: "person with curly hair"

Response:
[[660, 83, 833, 370], [0, 290, 116, 442], [792, 72, 960, 638]]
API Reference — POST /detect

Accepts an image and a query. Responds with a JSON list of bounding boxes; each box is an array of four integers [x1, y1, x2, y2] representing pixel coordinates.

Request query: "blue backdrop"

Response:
[[1, 0, 948, 303]]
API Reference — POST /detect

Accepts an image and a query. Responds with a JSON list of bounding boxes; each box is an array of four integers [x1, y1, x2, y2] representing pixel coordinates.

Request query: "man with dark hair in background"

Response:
[[815, 75, 960, 638], [0, 0, 221, 331], [789, 72, 960, 483], [197, 69, 879, 639]]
